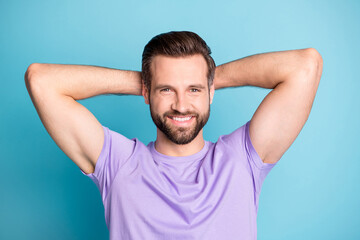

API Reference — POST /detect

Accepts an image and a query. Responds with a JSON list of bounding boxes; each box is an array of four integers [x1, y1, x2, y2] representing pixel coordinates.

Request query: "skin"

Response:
[[142, 54, 215, 157], [25, 48, 322, 174]]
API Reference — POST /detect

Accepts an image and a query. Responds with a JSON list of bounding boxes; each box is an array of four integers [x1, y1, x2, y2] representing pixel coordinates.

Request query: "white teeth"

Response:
[[171, 116, 192, 122]]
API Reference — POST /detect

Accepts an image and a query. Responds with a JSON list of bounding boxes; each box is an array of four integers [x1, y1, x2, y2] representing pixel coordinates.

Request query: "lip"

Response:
[[167, 116, 195, 127]]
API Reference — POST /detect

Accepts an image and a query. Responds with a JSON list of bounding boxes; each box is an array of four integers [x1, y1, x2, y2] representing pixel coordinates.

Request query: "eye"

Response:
[[160, 88, 171, 92], [190, 88, 200, 92]]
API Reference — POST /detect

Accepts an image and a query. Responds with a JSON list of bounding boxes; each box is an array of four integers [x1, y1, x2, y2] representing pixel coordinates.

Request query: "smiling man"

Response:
[[146, 53, 213, 155], [25, 31, 323, 239]]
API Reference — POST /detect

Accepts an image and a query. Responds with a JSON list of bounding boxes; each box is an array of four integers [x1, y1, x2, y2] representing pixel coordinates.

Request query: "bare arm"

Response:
[[214, 48, 323, 164], [25, 63, 142, 174], [28, 63, 143, 98]]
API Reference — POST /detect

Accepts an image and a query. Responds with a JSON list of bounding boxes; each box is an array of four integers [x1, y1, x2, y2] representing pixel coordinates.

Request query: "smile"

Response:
[[167, 116, 195, 126], [170, 116, 192, 121]]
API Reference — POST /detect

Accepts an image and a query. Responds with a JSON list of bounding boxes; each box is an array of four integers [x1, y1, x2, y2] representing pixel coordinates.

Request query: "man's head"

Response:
[[141, 31, 216, 145], [142, 31, 216, 92]]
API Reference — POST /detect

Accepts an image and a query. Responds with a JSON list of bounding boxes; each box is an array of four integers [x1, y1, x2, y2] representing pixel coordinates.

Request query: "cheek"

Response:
[[151, 98, 170, 113], [197, 96, 210, 108]]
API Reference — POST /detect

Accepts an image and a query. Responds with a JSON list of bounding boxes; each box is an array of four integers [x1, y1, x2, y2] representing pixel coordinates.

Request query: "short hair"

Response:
[[141, 31, 216, 91]]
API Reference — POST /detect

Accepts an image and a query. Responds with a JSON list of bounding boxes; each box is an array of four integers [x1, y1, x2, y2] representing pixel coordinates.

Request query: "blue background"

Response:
[[1, 0, 359, 239]]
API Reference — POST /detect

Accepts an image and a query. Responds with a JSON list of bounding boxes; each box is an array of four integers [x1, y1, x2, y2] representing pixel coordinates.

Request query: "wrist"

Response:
[[214, 65, 226, 90]]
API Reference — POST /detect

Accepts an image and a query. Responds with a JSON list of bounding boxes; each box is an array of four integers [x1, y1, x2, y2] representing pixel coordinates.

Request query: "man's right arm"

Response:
[[24, 63, 142, 174]]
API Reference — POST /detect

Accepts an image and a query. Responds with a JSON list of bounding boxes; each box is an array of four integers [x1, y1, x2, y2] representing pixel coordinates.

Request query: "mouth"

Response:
[[167, 115, 195, 126]]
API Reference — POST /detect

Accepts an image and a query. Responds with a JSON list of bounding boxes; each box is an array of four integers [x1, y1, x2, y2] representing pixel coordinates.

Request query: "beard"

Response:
[[149, 103, 210, 145]]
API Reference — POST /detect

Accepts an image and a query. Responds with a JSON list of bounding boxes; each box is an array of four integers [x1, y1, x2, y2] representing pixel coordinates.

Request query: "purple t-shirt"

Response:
[[81, 120, 277, 240]]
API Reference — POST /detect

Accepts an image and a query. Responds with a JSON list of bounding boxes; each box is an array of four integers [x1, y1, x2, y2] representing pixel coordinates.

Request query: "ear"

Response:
[[209, 83, 215, 104], [142, 83, 150, 105]]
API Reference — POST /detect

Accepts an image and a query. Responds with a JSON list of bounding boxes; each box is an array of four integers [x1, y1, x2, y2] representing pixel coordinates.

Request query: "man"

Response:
[[25, 31, 323, 239]]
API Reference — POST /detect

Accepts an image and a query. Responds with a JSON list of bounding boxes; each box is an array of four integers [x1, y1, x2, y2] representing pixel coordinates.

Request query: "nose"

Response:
[[171, 92, 190, 114]]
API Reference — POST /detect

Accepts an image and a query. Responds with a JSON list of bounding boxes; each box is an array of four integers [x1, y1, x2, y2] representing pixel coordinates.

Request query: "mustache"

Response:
[[164, 112, 198, 118]]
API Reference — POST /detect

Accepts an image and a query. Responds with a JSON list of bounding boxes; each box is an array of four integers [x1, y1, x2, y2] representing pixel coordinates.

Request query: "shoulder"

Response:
[[216, 121, 248, 148]]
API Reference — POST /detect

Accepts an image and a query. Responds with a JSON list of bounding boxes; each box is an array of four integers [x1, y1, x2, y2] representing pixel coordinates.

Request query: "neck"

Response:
[[154, 129, 205, 157]]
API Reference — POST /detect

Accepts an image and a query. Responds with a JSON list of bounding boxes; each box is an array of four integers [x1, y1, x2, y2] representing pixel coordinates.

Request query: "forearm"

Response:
[[25, 63, 142, 100], [214, 48, 318, 90]]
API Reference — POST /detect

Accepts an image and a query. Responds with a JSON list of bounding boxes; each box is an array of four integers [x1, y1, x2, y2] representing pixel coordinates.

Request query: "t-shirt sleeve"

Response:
[[80, 125, 136, 202], [224, 120, 277, 204], [243, 120, 276, 194]]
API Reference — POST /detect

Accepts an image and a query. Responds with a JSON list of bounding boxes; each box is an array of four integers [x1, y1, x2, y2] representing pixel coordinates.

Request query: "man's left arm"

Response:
[[214, 48, 323, 164]]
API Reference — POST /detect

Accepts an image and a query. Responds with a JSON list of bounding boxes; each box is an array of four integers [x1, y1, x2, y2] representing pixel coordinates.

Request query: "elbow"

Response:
[[305, 48, 323, 66], [306, 48, 323, 70], [24, 63, 45, 94], [302, 48, 323, 82], [24, 63, 43, 84]]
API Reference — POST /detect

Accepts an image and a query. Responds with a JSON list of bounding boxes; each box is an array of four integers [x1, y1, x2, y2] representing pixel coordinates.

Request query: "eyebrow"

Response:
[[154, 84, 207, 91]]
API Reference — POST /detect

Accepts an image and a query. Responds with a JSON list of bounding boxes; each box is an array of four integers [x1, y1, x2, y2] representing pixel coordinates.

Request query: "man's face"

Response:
[[142, 54, 215, 145]]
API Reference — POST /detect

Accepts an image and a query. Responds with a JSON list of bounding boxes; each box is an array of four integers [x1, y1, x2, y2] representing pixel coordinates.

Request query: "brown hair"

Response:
[[141, 31, 216, 91]]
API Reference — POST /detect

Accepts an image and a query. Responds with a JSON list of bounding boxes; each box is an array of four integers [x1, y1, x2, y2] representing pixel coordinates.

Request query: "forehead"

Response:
[[150, 54, 208, 87]]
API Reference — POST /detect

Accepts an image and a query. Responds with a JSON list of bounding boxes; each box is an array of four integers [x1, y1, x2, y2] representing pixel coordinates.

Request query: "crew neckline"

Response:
[[149, 140, 210, 163]]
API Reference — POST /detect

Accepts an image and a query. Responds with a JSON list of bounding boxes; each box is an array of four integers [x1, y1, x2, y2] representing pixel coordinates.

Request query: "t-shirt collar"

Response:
[[149, 140, 210, 163]]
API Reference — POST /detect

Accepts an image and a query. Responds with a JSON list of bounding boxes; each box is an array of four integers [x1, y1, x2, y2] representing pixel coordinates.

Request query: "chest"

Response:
[[105, 153, 255, 227]]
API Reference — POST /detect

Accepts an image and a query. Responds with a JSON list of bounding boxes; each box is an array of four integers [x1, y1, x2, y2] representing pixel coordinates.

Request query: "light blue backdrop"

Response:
[[1, 0, 359, 239]]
